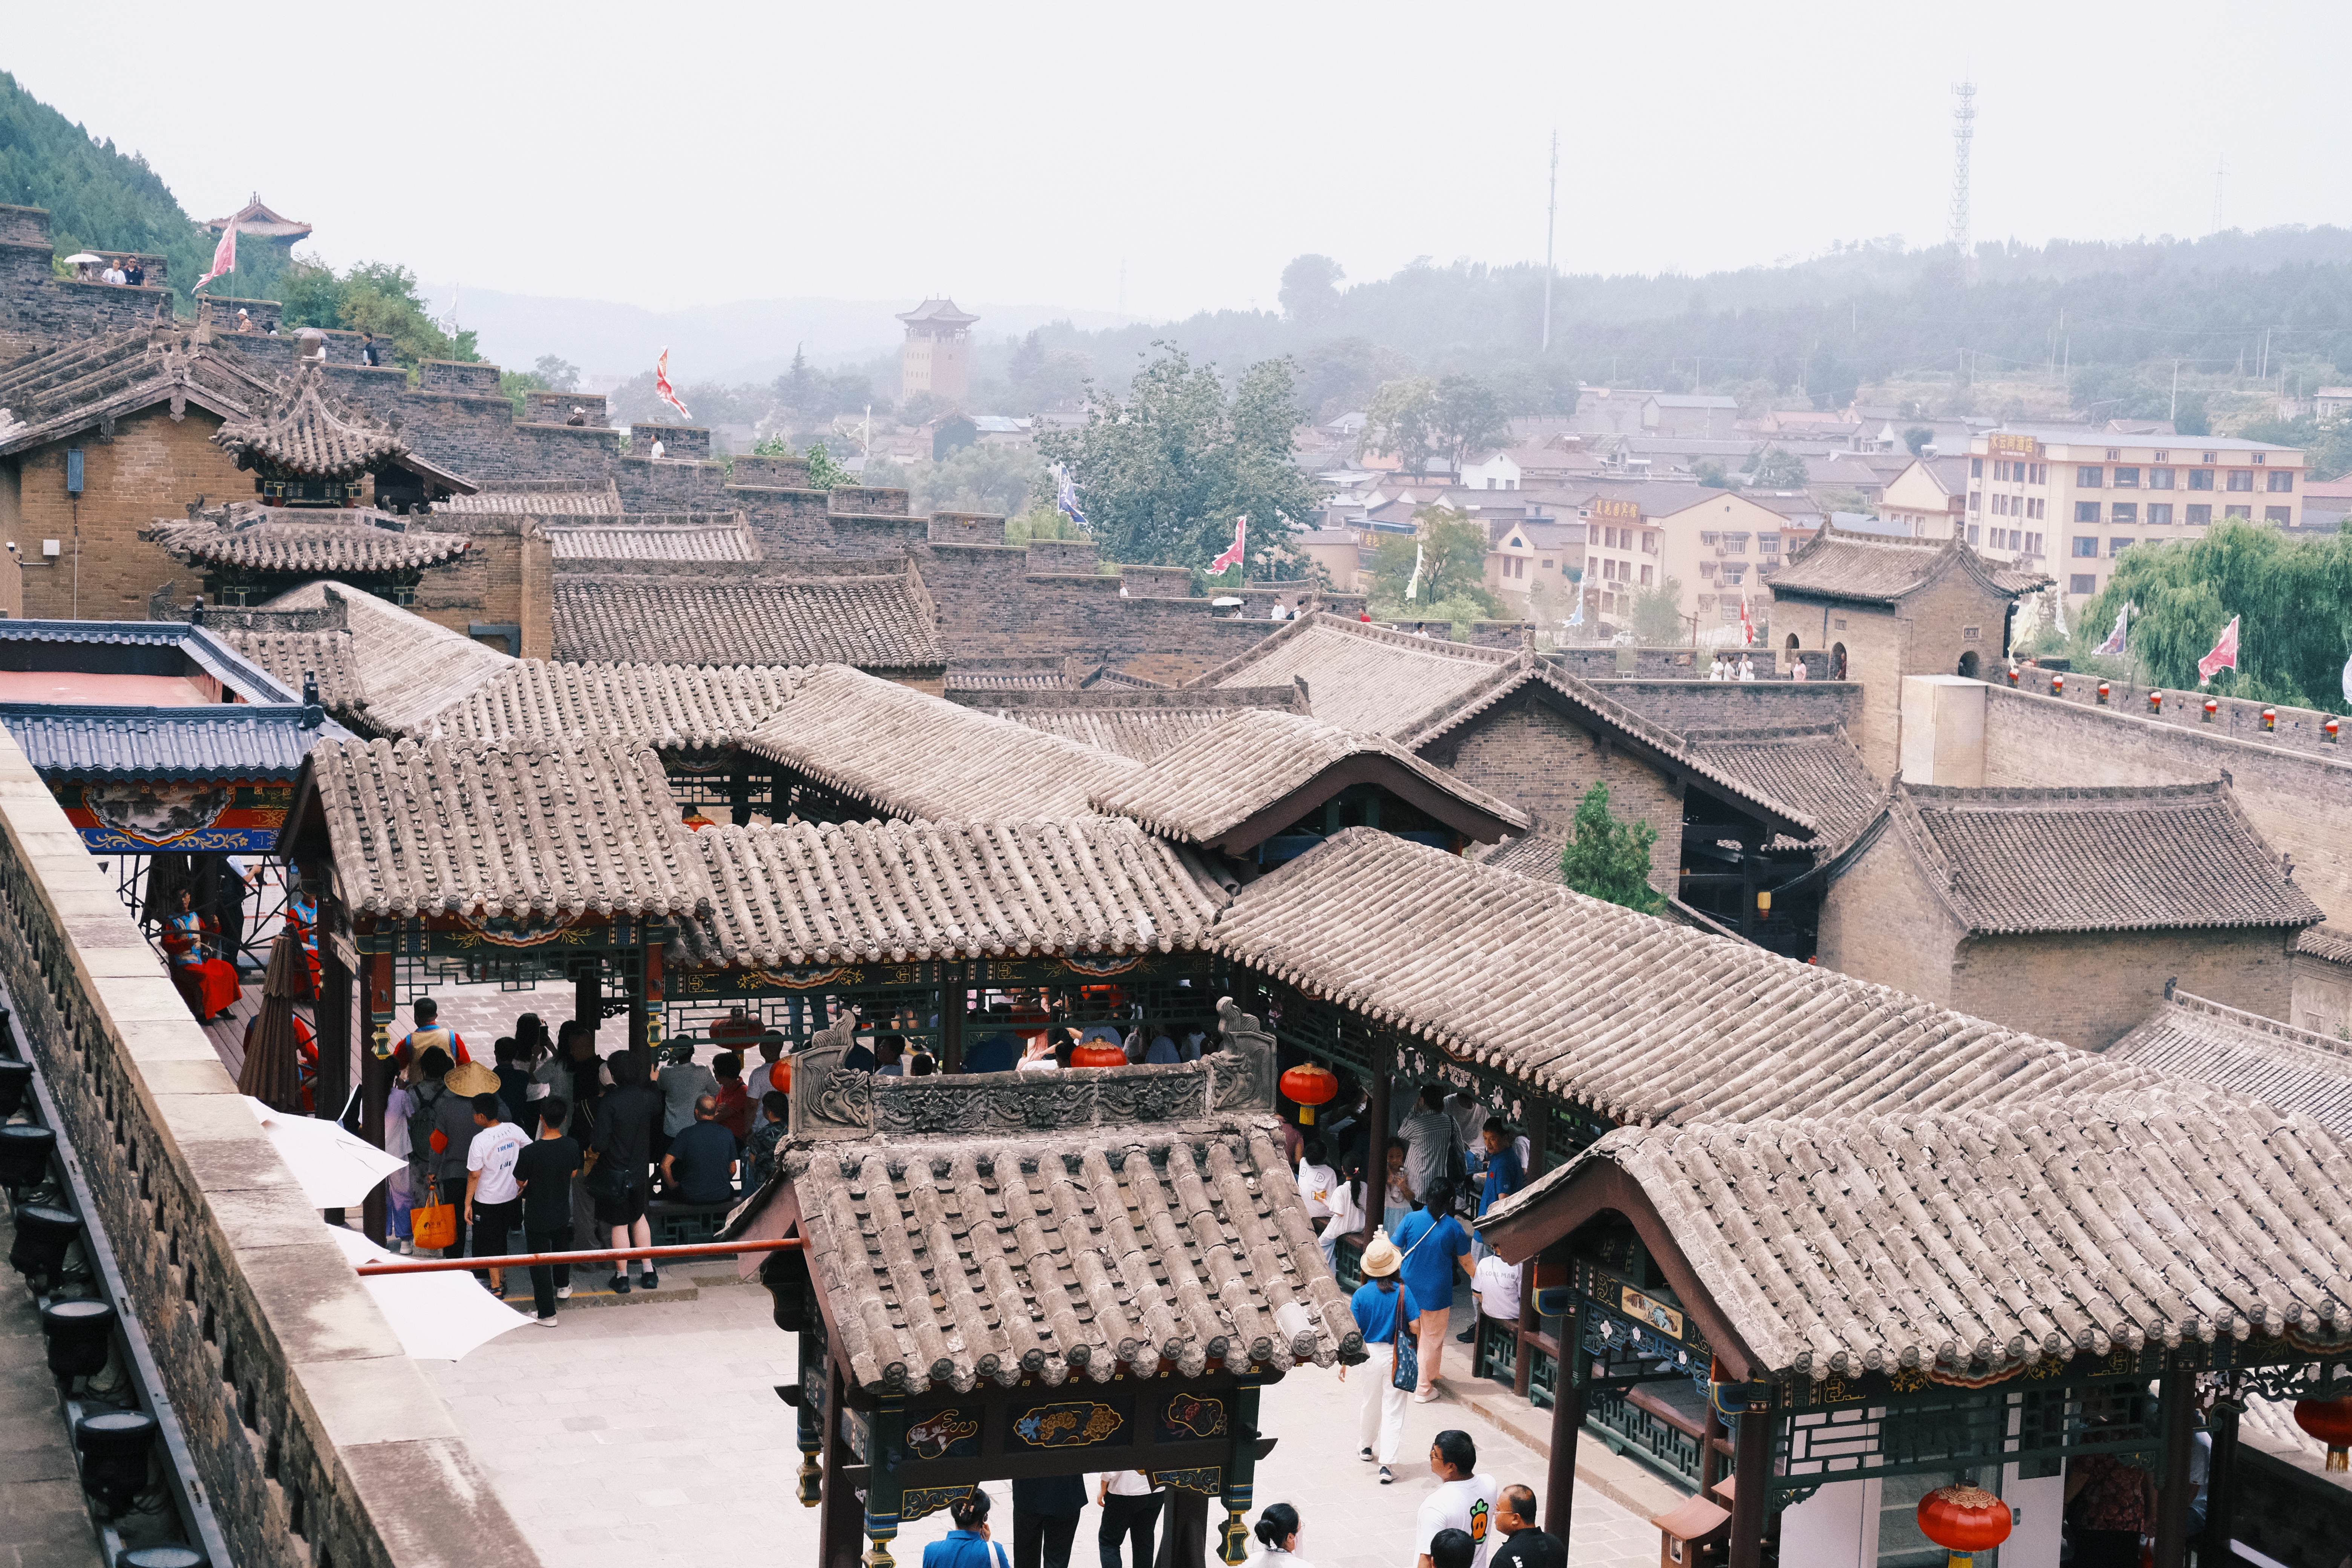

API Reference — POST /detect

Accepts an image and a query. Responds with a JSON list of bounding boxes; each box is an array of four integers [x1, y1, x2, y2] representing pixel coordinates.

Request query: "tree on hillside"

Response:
[[1008, 331, 1093, 410], [534, 355, 581, 392], [1904, 426, 1934, 456], [1368, 507, 1498, 614], [1750, 445, 1808, 487], [1631, 579, 1686, 644], [1432, 375, 1511, 464], [906, 444, 1047, 517], [1692, 458, 1731, 488], [1559, 782, 1664, 914], [1279, 254, 1346, 323], [1360, 376, 1438, 475], [278, 259, 478, 368], [1293, 337, 1415, 420], [1035, 345, 1321, 576], [2078, 521, 2352, 711]]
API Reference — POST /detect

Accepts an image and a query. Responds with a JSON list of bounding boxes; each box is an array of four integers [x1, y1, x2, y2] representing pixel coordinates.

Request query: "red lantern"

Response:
[[774, 1056, 792, 1093], [2203, 697, 2219, 720], [2005, 665, 2020, 686], [2294, 1397, 2352, 1471], [2096, 680, 2111, 704], [2149, 691, 2164, 713], [2050, 673, 2064, 695], [1279, 1062, 1339, 1124], [1915, 1484, 2012, 1568], [2329, 718, 2342, 744], [1071, 1044, 1129, 1069]]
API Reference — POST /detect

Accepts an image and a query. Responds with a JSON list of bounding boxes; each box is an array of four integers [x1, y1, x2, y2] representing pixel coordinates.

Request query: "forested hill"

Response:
[[0, 72, 214, 305], [996, 230, 2352, 418]]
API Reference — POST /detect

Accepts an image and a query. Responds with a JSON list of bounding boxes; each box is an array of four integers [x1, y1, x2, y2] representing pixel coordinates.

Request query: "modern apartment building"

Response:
[[1567, 482, 1792, 629], [1965, 429, 2306, 605]]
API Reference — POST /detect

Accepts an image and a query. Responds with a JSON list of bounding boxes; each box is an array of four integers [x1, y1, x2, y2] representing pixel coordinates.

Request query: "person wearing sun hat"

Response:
[[1343, 1228, 1422, 1484]]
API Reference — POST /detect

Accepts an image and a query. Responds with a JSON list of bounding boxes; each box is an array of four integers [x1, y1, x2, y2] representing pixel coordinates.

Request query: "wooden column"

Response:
[[1726, 1386, 1772, 1568], [2196, 1398, 2240, 1562], [818, 1355, 859, 1568], [1542, 1281, 1586, 1544], [2150, 1361, 2197, 1568], [1364, 1034, 1392, 1241], [574, 956, 603, 1061], [938, 962, 965, 1073], [1514, 1103, 1549, 1399], [862, 1398, 905, 1568], [729, 760, 753, 827], [315, 899, 351, 1127], [1699, 1403, 1726, 1498], [361, 947, 395, 1246], [1217, 1384, 1262, 1566]]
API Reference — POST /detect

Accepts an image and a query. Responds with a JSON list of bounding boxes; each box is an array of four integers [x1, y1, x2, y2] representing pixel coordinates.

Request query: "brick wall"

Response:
[[0, 462, 19, 614], [916, 543, 1277, 681], [407, 514, 549, 652], [8, 406, 251, 619], [418, 359, 501, 394], [1777, 574, 2013, 778], [629, 423, 710, 460], [0, 243, 173, 363], [2291, 949, 2352, 1038], [1816, 827, 1964, 1007], [1981, 686, 2352, 931], [1426, 691, 1687, 893], [830, 485, 908, 517], [1589, 677, 1867, 736], [730, 455, 810, 487], [1954, 927, 2297, 1048], [521, 390, 608, 427], [202, 296, 284, 334], [1121, 565, 1192, 598], [1026, 539, 1100, 573], [616, 455, 731, 511], [508, 422, 622, 481], [380, 392, 527, 481]]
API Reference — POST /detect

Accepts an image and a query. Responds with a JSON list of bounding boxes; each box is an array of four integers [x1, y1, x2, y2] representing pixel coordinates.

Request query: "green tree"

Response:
[[1692, 457, 1730, 488], [905, 444, 1048, 517], [278, 259, 476, 369], [1292, 337, 1415, 419], [2078, 521, 2352, 710], [1631, 578, 1686, 644], [534, 355, 581, 392], [804, 443, 857, 489], [1431, 374, 1511, 466], [1360, 375, 1438, 475], [1903, 426, 1935, 456], [1558, 781, 1664, 914], [498, 368, 548, 416], [1368, 506, 1497, 613], [1279, 254, 1346, 323], [1750, 445, 1808, 487], [1034, 345, 1323, 577], [2174, 391, 2211, 438]]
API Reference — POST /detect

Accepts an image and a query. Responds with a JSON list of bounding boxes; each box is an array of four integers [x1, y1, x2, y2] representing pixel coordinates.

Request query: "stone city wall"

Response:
[[0, 726, 540, 1568], [1951, 926, 2298, 1050], [1585, 677, 1867, 737]]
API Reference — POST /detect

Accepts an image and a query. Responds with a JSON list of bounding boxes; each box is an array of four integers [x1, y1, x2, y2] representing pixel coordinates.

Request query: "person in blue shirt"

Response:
[[924, 1489, 1010, 1568], [1346, 1230, 1421, 1485], [1459, 1119, 1527, 1343], [1390, 1184, 1472, 1402]]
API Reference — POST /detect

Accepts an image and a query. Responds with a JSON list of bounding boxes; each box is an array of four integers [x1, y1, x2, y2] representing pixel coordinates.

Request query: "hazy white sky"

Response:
[[9, 0, 2347, 322]]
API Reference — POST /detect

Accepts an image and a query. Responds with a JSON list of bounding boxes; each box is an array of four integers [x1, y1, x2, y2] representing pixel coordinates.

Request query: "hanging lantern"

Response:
[[2203, 697, 2220, 720], [2294, 1397, 2352, 1471], [1279, 1061, 1339, 1123], [2328, 718, 2342, 744], [1915, 1484, 2012, 1568], [2005, 665, 2020, 686], [2050, 673, 2064, 696], [2149, 691, 2164, 713], [773, 1055, 792, 1094], [1071, 1043, 1129, 1069], [2096, 680, 2111, 704]]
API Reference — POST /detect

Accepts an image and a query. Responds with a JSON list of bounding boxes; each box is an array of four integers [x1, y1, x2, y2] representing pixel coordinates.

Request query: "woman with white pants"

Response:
[[1341, 1230, 1422, 1485]]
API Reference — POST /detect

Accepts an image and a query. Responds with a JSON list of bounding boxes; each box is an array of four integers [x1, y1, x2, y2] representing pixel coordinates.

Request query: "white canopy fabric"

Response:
[[328, 1227, 531, 1362], [242, 1095, 406, 1210]]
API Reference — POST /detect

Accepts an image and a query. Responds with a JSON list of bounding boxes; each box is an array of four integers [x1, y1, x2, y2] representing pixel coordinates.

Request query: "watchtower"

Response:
[[897, 298, 977, 408]]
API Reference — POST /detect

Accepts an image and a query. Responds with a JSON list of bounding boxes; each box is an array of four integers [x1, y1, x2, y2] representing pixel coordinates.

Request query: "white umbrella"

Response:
[[242, 1096, 405, 1209], [328, 1227, 531, 1361], [61, 253, 102, 264]]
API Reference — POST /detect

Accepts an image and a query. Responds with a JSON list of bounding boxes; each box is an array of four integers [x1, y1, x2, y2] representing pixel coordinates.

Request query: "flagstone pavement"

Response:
[[421, 1276, 1661, 1568]]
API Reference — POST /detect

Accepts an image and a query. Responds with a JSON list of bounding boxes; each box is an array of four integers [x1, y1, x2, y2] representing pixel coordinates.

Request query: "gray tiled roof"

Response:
[[739, 666, 1141, 822], [789, 1116, 1354, 1394], [1188, 613, 1521, 738], [216, 628, 364, 722], [1210, 828, 2174, 1127], [1766, 525, 2050, 605], [437, 661, 808, 751], [0, 326, 277, 461], [1001, 705, 1246, 761], [1491, 1096, 2351, 1381], [545, 520, 759, 561], [2299, 926, 2352, 967], [1682, 724, 1880, 850], [299, 736, 713, 920], [211, 363, 406, 479], [675, 817, 1226, 968], [436, 484, 620, 516], [0, 703, 332, 779], [2106, 991, 2352, 1138], [1469, 833, 1564, 880], [553, 574, 945, 670], [255, 584, 514, 736], [144, 509, 471, 574], [1089, 709, 1529, 847], [1888, 779, 2323, 935]]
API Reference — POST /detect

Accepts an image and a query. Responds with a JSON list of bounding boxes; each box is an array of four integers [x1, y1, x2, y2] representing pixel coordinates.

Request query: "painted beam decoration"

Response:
[[52, 779, 289, 853]]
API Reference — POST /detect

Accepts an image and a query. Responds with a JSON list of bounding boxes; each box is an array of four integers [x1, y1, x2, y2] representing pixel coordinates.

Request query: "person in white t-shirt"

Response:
[[463, 1093, 533, 1297], [1296, 1139, 1337, 1231], [1095, 1468, 1163, 1568], [1415, 1430, 1497, 1568], [1471, 1253, 1521, 1354]]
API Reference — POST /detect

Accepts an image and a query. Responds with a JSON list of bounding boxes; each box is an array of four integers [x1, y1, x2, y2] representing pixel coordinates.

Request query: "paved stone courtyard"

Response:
[[421, 1277, 1660, 1568]]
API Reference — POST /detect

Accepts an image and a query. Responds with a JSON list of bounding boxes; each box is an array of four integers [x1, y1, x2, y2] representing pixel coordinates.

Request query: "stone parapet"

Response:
[[0, 727, 541, 1568]]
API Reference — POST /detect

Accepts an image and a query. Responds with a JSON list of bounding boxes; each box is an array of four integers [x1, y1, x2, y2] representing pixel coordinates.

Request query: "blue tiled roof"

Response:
[[0, 704, 335, 780]]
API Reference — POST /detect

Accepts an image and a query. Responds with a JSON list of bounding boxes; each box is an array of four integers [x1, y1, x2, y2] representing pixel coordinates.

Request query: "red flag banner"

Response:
[[1209, 515, 1248, 575], [195, 223, 237, 291], [2196, 615, 2240, 686], [654, 348, 692, 420]]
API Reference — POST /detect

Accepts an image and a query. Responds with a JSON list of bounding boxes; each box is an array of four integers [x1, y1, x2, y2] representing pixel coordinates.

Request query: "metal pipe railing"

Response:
[[352, 1236, 801, 1275]]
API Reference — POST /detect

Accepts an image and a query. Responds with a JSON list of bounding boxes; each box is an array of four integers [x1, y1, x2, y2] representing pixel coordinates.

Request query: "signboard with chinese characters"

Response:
[[1988, 433, 2039, 458], [1591, 497, 1642, 522]]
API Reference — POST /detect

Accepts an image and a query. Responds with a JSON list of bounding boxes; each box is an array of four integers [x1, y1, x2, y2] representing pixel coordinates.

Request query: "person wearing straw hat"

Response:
[[1341, 1228, 1422, 1484]]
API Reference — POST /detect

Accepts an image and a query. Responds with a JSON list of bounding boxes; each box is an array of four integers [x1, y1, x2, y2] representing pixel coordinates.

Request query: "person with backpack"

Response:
[[923, 1489, 1010, 1568], [407, 1051, 495, 1259]]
